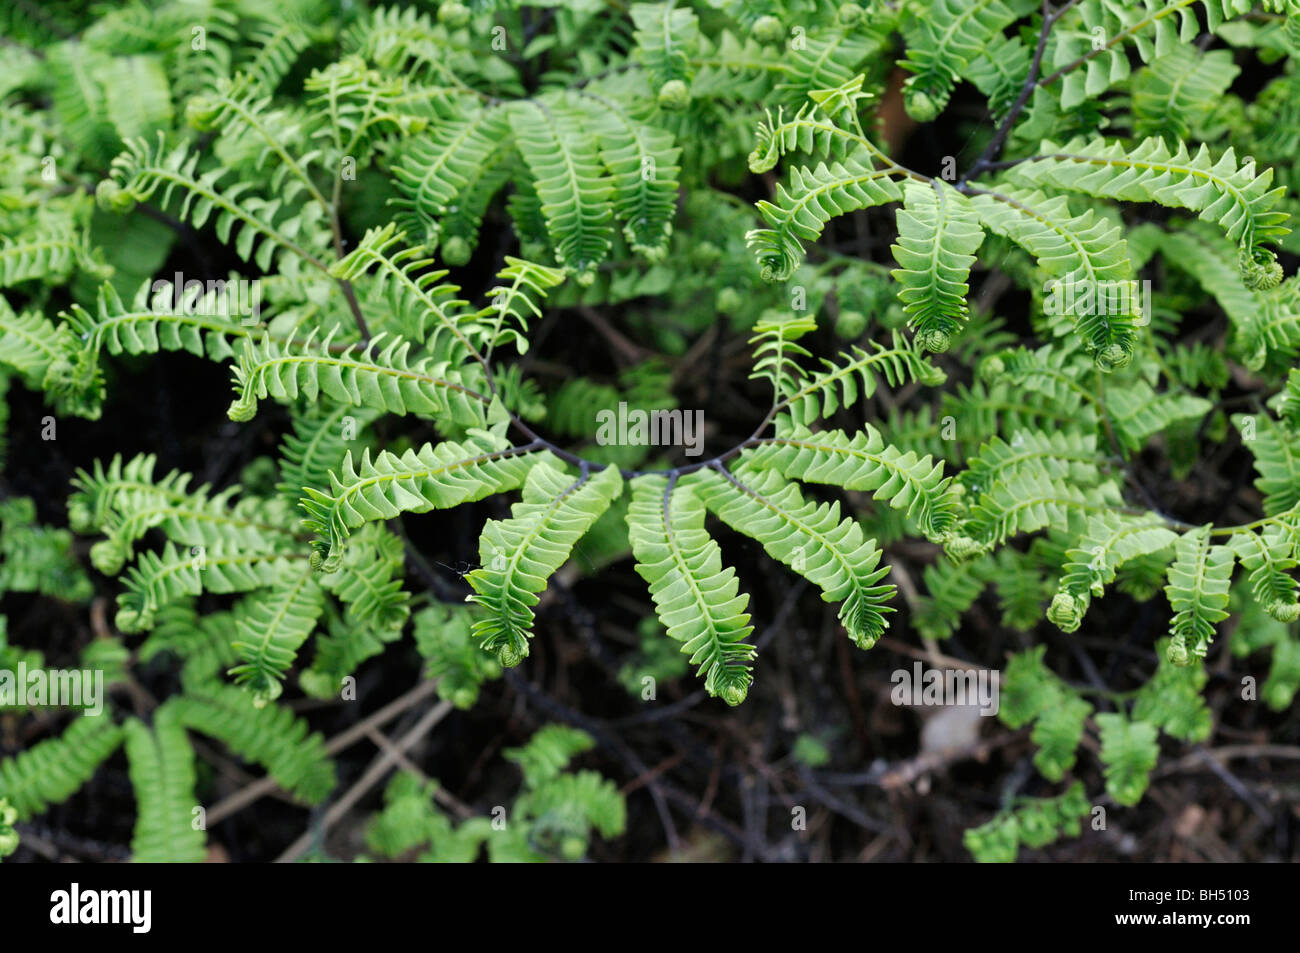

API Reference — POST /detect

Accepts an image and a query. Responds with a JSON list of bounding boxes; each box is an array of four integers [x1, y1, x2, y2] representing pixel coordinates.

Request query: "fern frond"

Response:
[[0, 796, 15, 858], [695, 464, 896, 650], [413, 603, 501, 710], [1274, 368, 1300, 431], [0, 300, 62, 388], [1009, 136, 1290, 262], [966, 32, 1032, 119], [514, 769, 626, 844], [0, 221, 83, 288], [748, 311, 817, 399], [303, 56, 420, 163], [228, 568, 327, 704], [747, 79, 875, 174], [1032, 696, 1095, 782], [0, 497, 92, 602], [997, 647, 1063, 727], [1094, 712, 1159, 807], [344, 5, 484, 88], [1228, 527, 1300, 622], [962, 430, 1104, 496], [479, 256, 568, 357], [963, 459, 1120, 548], [467, 462, 624, 666], [0, 716, 124, 820], [746, 423, 960, 542], [299, 437, 539, 571], [1047, 0, 1253, 109], [328, 223, 479, 359], [172, 685, 336, 803], [123, 707, 206, 862], [778, 32, 882, 105], [365, 772, 484, 861], [184, 73, 327, 205], [1159, 225, 1291, 369], [139, 602, 239, 686], [626, 475, 755, 705], [1051, 513, 1178, 631], [504, 725, 595, 788], [998, 645, 1093, 781], [390, 105, 512, 252], [898, 0, 1034, 121], [993, 548, 1057, 630], [69, 453, 181, 534], [237, 15, 319, 94], [1105, 379, 1212, 452], [88, 482, 293, 576], [591, 103, 681, 259], [1164, 528, 1235, 665], [630, 1, 699, 90], [96, 133, 331, 276], [115, 542, 299, 634], [1235, 412, 1300, 517], [746, 150, 904, 281], [964, 782, 1089, 862], [968, 186, 1139, 366], [64, 279, 255, 365], [48, 43, 121, 164], [512, 100, 615, 283], [101, 52, 174, 143], [226, 328, 489, 426], [914, 553, 995, 640], [317, 523, 411, 635], [1131, 45, 1239, 141], [777, 333, 947, 427], [1132, 638, 1213, 741], [889, 180, 985, 352], [276, 403, 380, 504]]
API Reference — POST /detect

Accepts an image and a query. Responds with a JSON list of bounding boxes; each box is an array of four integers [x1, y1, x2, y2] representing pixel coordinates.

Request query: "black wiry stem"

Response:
[[961, 0, 1081, 185]]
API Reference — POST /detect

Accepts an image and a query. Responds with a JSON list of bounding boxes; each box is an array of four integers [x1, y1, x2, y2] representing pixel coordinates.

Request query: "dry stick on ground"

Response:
[[575, 305, 648, 364], [1156, 744, 1300, 774], [1191, 748, 1274, 824], [206, 677, 443, 826], [874, 636, 977, 673], [877, 731, 1025, 791], [363, 725, 475, 820], [812, 730, 1026, 789], [276, 699, 455, 863]]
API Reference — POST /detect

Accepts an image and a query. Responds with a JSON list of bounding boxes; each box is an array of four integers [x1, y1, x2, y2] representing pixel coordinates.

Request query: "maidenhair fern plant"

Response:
[[0, 0, 1298, 862]]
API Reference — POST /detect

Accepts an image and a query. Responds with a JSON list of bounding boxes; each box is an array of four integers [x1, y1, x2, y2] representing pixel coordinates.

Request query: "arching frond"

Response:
[[746, 151, 903, 280], [627, 475, 755, 706], [467, 462, 624, 666], [890, 180, 985, 352], [123, 706, 206, 862], [1164, 528, 1235, 665], [695, 464, 896, 650]]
